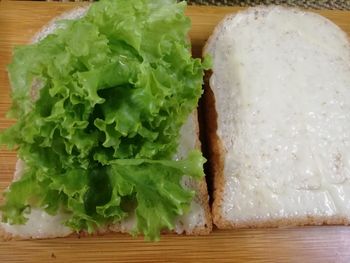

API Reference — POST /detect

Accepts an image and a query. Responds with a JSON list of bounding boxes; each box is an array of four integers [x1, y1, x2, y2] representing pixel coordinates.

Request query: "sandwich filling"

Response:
[[0, 0, 209, 240]]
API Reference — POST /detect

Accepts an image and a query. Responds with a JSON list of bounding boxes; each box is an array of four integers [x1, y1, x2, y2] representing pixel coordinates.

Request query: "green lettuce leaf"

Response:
[[0, 0, 207, 240]]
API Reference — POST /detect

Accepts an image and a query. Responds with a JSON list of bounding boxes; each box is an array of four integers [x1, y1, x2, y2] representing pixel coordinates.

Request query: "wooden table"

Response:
[[0, 2, 350, 262]]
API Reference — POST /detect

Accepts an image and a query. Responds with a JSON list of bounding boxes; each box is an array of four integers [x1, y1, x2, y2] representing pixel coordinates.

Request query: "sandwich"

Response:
[[0, 0, 212, 240], [204, 6, 350, 228]]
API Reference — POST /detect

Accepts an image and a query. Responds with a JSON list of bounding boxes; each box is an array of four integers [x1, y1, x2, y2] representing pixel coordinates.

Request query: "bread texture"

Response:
[[0, 5, 211, 239], [204, 6, 350, 229]]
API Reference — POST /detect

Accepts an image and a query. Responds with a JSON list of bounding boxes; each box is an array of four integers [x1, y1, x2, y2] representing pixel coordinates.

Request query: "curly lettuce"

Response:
[[0, 0, 208, 240]]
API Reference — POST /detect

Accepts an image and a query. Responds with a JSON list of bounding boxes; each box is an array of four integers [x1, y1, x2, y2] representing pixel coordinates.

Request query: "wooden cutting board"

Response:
[[1, 1, 350, 262]]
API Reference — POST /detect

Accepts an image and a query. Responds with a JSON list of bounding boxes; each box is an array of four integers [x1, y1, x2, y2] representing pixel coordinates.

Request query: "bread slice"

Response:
[[204, 6, 350, 228], [0, 5, 211, 239]]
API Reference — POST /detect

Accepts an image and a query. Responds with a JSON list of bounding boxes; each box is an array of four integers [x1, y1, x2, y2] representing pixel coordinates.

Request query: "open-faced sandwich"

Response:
[[0, 0, 212, 241]]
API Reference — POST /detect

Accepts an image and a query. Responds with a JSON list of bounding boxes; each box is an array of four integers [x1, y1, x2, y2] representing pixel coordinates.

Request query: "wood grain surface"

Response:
[[1, 2, 350, 262]]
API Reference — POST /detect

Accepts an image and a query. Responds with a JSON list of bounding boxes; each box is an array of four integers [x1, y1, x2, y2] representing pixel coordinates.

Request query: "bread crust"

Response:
[[201, 70, 226, 229], [0, 5, 211, 240]]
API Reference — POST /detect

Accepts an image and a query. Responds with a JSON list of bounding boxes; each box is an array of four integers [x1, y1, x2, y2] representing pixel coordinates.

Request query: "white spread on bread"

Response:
[[175, 113, 206, 232], [0, 160, 74, 238], [206, 6, 350, 223], [114, 200, 205, 234], [0, 209, 72, 239], [174, 201, 205, 234]]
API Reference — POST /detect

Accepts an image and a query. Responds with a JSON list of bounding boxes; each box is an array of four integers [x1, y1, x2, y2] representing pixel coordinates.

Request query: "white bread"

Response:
[[0, 5, 211, 239], [204, 6, 350, 228]]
